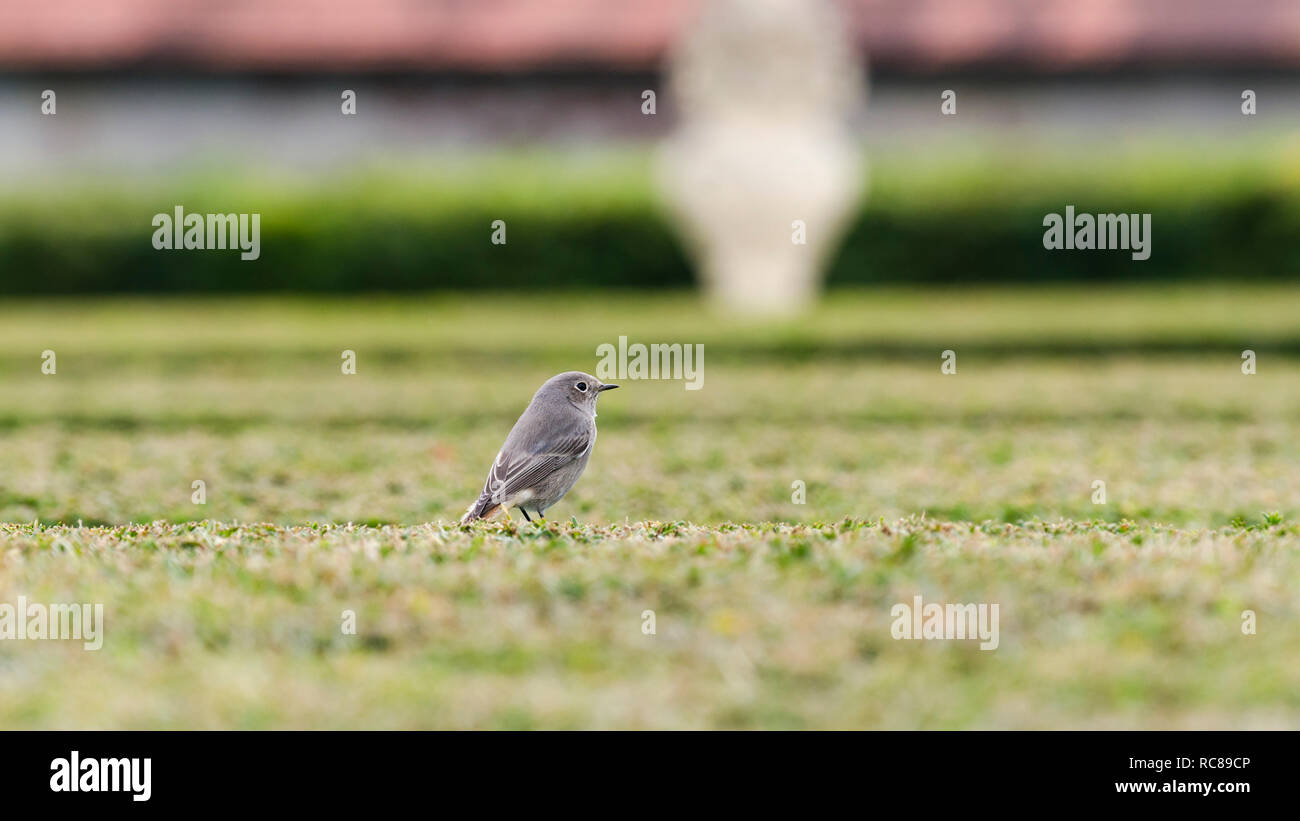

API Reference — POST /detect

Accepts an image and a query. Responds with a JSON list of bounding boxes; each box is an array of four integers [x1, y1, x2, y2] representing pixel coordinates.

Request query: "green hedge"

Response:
[[2, 145, 1297, 293]]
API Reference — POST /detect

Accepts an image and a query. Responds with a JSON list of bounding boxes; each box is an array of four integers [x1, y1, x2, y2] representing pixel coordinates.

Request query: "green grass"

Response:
[[2, 285, 1298, 526], [1, 286, 1298, 727], [2, 518, 1296, 729]]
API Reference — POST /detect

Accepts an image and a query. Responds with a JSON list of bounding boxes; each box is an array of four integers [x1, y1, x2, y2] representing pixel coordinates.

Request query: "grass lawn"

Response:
[[0, 285, 1297, 727]]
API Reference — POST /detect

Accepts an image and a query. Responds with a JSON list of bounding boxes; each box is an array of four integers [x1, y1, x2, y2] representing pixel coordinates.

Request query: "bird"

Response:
[[460, 371, 618, 523]]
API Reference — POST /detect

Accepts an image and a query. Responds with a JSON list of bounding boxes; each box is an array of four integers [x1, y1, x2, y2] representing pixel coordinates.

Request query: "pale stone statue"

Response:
[[657, 0, 866, 315]]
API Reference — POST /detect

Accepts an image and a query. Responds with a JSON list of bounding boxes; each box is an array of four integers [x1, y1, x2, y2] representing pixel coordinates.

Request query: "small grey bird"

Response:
[[460, 371, 618, 523]]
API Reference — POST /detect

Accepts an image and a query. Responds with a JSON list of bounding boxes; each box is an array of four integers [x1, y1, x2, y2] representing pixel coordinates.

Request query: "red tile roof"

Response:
[[2, 0, 1296, 72]]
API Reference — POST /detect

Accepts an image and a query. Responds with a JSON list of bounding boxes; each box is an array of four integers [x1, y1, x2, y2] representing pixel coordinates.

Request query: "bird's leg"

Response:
[[536, 510, 545, 521], [519, 507, 532, 522], [502, 507, 513, 522]]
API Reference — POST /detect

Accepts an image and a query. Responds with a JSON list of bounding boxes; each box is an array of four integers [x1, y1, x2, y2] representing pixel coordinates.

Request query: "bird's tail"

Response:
[[459, 496, 501, 524]]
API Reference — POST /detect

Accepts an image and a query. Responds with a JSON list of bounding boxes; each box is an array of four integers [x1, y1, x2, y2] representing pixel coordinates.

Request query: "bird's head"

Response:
[[537, 371, 618, 414]]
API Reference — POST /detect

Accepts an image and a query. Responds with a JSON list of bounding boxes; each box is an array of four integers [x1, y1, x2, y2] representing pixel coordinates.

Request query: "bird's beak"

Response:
[[598, 384, 619, 392]]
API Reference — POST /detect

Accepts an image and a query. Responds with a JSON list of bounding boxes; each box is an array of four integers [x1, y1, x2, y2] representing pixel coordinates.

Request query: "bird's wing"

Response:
[[481, 424, 593, 505]]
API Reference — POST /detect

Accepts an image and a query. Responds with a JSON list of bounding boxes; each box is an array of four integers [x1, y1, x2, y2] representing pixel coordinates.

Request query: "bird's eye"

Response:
[[575, 381, 588, 392]]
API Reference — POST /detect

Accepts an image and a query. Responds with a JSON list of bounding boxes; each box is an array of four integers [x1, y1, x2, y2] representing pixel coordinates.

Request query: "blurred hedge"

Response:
[[2, 143, 1298, 293]]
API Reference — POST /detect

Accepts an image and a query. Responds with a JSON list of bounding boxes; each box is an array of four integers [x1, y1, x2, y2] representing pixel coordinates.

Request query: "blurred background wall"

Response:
[[1, 0, 1298, 294]]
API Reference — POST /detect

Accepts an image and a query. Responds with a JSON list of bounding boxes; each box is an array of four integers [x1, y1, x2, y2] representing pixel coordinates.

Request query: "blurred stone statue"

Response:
[[657, 0, 866, 315]]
